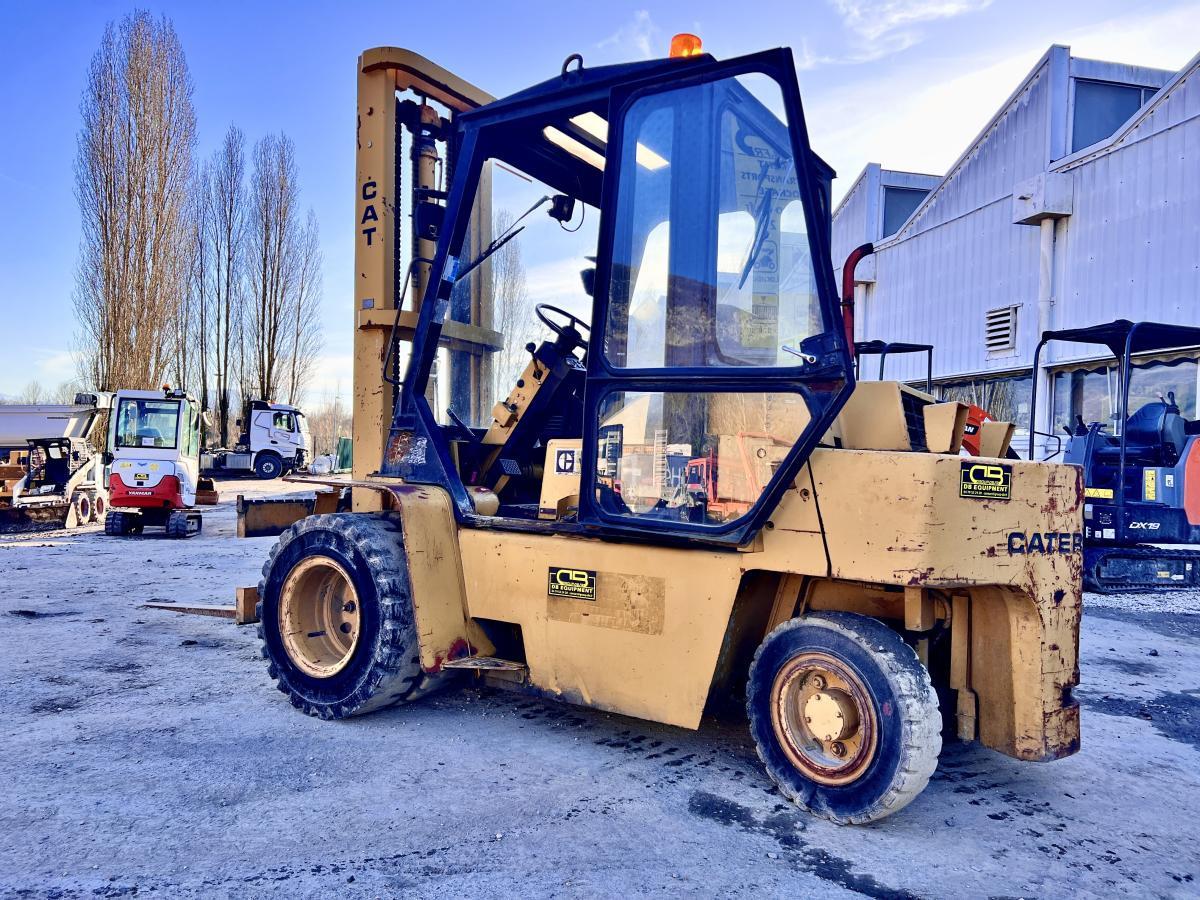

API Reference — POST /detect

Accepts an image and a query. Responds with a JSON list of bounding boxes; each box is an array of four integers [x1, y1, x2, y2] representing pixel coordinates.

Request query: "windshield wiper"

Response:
[[737, 185, 775, 290], [456, 194, 550, 282]]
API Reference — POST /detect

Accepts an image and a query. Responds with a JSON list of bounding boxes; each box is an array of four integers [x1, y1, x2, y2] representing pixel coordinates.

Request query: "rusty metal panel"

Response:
[[458, 529, 744, 729], [390, 484, 491, 671], [236, 495, 314, 538], [802, 448, 1082, 759]]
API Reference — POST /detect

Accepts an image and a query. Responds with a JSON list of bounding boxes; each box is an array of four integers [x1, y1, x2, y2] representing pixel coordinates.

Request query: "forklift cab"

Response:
[[1031, 320, 1200, 545], [386, 48, 853, 547]]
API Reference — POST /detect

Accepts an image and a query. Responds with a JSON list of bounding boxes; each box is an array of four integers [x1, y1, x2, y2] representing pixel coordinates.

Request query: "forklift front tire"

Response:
[[747, 612, 941, 825], [257, 513, 441, 719]]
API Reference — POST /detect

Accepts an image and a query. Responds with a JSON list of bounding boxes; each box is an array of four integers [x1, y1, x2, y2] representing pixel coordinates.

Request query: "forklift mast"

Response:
[[351, 50, 497, 510]]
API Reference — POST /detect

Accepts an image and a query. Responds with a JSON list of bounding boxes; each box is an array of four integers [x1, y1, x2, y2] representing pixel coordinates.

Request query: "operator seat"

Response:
[[1096, 399, 1187, 467]]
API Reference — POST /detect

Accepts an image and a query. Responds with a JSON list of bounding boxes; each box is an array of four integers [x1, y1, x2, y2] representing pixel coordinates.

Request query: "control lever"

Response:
[[447, 408, 480, 444]]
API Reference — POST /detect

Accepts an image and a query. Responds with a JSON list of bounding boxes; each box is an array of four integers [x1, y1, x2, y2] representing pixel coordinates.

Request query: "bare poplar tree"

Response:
[[490, 209, 534, 398], [305, 390, 352, 458], [205, 125, 248, 446], [248, 133, 296, 401], [171, 169, 202, 393], [248, 133, 322, 405], [73, 11, 196, 391], [285, 210, 324, 405], [187, 162, 211, 435]]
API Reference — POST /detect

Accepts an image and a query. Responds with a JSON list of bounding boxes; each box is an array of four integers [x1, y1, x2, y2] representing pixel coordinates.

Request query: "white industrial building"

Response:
[[832, 44, 1200, 457]]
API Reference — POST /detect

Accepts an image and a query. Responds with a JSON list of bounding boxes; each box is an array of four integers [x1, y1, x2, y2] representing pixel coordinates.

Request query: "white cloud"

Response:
[[811, 3, 1200, 204], [819, 0, 992, 66], [524, 257, 595, 324], [303, 353, 354, 407], [34, 348, 78, 380], [598, 10, 660, 61], [830, 0, 993, 41]]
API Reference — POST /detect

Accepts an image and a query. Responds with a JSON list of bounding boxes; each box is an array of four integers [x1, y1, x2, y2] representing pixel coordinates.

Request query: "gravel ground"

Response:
[[1, 481, 1199, 898]]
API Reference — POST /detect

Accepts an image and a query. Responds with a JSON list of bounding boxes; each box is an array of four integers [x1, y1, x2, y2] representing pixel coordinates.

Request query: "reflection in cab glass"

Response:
[[605, 74, 819, 370], [596, 391, 811, 525]]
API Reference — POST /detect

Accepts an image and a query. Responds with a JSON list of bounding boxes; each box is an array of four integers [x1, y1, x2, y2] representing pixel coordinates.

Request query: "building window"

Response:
[[938, 373, 1032, 432], [1071, 79, 1157, 153], [881, 186, 928, 237], [1050, 356, 1197, 437]]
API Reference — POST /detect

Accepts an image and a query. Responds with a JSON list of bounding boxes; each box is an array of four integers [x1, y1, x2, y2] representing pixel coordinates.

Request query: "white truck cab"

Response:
[[202, 399, 310, 479]]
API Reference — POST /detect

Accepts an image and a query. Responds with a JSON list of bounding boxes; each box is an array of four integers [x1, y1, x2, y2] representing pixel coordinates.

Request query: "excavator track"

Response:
[[1084, 545, 1200, 593]]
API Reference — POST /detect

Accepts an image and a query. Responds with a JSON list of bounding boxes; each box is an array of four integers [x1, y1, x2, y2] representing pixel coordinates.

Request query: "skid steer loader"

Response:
[[253, 38, 1083, 824]]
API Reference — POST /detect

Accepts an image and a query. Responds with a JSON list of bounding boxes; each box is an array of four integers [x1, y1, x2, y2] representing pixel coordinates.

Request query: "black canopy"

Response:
[[1040, 320, 1200, 359], [854, 340, 934, 356]]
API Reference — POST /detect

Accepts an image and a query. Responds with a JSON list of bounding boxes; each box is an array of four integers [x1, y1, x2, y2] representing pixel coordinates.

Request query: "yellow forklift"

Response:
[[252, 36, 1083, 823]]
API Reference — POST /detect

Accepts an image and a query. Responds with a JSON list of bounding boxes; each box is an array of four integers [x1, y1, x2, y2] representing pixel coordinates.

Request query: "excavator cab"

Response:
[[1033, 319, 1200, 589], [384, 48, 850, 546]]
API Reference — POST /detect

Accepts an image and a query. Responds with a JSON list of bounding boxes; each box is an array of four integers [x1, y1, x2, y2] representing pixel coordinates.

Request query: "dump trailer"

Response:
[[202, 400, 310, 479], [1031, 319, 1200, 591], [249, 37, 1084, 825], [0, 393, 111, 531]]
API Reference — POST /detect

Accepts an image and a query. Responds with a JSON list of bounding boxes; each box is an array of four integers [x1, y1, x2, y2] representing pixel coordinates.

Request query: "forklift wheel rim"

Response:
[[278, 556, 362, 679], [770, 651, 878, 787]]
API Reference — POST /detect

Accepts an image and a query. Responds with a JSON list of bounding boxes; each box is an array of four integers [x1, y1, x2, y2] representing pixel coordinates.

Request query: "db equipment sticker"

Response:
[[548, 566, 596, 600], [959, 461, 1012, 501]]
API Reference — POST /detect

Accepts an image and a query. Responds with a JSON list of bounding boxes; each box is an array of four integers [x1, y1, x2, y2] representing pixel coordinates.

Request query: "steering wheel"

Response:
[[535, 303, 590, 351]]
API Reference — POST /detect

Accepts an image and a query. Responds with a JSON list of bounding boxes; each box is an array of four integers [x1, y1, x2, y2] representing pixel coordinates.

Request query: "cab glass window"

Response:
[[604, 73, 819, 369], [595, 390, 810, 524], [113, 399, 180, 449]]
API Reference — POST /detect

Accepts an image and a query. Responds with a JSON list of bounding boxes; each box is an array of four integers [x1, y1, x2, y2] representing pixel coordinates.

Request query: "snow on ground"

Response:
[[1, 483, 1198, 897]]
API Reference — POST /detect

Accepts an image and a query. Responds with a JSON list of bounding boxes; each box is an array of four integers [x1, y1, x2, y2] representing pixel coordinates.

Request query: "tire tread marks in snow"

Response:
[[257, 512, 440, 719], [747, 611, 941, 824]]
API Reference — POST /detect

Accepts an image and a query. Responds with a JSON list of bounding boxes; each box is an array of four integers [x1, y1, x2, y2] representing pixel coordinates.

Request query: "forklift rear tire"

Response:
[[255, 453, 283, 480], [257, 512, 442, 719], [747, 612, 941, 825]]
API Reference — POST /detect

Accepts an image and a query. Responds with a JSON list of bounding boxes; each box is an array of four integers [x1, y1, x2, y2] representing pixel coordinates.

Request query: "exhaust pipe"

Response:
[[841, 243, 874, 359]]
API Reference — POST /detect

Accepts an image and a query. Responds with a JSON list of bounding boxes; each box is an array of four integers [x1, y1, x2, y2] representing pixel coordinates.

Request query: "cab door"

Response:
[[579, 50, 853, 546]]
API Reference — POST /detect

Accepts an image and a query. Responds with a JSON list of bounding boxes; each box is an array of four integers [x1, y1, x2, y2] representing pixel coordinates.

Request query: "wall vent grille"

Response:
[[986, 306, 1018, 353]]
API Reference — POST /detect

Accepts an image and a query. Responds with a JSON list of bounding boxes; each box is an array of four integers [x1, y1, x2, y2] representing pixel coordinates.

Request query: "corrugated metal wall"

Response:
[[1049, 59, 1200, 364], [831, 47, 1199, 385]]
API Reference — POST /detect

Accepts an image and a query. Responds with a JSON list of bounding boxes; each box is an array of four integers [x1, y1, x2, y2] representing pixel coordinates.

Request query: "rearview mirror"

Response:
[[549, 194, 575, 224], [415, 201, 444, 241]]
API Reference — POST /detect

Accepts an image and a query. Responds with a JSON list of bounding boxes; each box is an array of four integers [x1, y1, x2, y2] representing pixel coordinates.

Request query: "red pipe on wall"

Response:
[[841, 242, 874, 360]]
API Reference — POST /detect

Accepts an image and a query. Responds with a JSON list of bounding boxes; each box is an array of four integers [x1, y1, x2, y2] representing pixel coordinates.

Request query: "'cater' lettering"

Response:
[[1007, 532, 1084, 555]]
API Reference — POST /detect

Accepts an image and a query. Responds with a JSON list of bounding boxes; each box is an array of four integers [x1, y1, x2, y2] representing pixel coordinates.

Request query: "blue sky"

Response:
[[1, 0, 1197, 402]]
